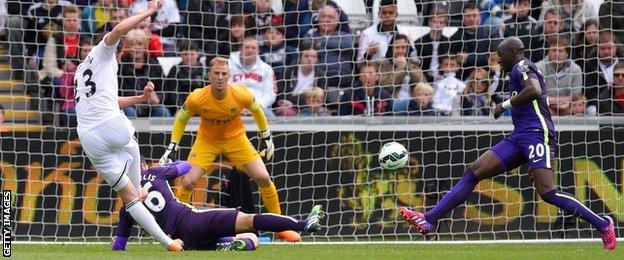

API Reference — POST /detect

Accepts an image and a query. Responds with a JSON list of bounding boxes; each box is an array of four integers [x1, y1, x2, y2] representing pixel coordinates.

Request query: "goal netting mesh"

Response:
[[0, 0, 622, 242]]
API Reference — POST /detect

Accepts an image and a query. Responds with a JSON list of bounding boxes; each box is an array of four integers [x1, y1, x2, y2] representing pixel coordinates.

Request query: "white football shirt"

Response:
[[75, 33, 123, 134]]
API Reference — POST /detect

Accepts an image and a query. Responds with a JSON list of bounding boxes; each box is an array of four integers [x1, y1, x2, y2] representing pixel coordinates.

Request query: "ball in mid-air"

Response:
[[378, 142, 409, 171]]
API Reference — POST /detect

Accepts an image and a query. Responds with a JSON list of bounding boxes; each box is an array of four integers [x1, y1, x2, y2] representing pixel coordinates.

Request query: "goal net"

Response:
[[0, 0, 622, 243]]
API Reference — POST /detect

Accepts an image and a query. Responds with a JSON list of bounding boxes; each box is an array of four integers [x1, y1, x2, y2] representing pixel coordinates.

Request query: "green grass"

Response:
[[8, 243, 624, 259]]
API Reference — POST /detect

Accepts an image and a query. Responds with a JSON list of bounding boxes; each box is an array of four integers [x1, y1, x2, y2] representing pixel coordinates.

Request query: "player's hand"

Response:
[[258, 130, 274, 161], [111, 236, 128, 251], [159, 142, 179, 164], [493, 103, 505, 119], [147, 0, 162, 13], [141, 82, 155, 103]]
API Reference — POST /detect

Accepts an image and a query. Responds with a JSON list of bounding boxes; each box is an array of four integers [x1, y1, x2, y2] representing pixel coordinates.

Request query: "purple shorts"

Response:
[[491, 131, 556, 172], [174, 209, 239, 250]]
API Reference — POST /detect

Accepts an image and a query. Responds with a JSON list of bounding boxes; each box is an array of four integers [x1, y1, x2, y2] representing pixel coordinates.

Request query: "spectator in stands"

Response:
[[276, 42, 324, 111], [378, 34, 426, 112], [164, 41, 204, 114], [339, 62, 393, 116], [229, 36, 277, 117], [283, 0, 350, 47], [243, 0, 282, 36], [570, 92, 587, 116], [583, 30, 621, 115], [136, 16, 164, 58], [215, 15, 246, 59], [259, 26, 297, 81], [39, 4, 81, 107], [537, 0, 576, 33], [536, 35, 583, 115], [573, 19, 599, 64], [185, 0, 243, 55], [414, 7, 452, 83], [487, 46, 507, 105], [357, 0, 409, 61], [303, 5, 355, 105], [600, 0, 624, 45], [130, 0, 181, 53], [502, 0, 538, 54], [299, 87, 332, 116], [461, 68, 491, 116], [397, 83, 436, 116], [432, 55, 465, 116], [25, 0, 69, 57], [530, 8, 565, 62], [598, 61, 624, 115], [119, 29, 170, 117], [58, 36, 92, 127], [449, 1, 499, 80], [81, 0, 114, 34], [97, 7, 127, 34]]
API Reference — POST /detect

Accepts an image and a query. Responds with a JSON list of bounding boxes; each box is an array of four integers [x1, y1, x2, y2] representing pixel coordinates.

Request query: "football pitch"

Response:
[[9, 242, 624, 259]]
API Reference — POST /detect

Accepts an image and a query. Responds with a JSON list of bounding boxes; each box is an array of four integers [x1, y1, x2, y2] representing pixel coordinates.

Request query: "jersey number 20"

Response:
[[142, 182, 165, 212], [73, 69, 97, 103]]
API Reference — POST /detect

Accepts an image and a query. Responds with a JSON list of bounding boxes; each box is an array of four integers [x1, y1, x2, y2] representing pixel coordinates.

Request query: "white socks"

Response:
[[125, 199, 173, 247]]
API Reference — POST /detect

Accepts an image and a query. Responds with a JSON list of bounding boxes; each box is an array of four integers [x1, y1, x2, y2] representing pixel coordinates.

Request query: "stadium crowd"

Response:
[[2, 0, 623, 126]]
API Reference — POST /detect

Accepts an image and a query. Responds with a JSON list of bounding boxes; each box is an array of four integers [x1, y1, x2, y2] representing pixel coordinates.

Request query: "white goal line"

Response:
[[13, 238, 622, 245]]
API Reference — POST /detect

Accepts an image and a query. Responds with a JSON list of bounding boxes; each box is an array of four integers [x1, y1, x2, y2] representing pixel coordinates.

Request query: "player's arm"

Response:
[[118, 81, 155, 109], [249, 100, 274, 161], [494, 67, 542, 119], [158, 161, 193, 181], [111, 207, 135, 251], [104, 0, 160, 46], [159, 105, 193, 163]]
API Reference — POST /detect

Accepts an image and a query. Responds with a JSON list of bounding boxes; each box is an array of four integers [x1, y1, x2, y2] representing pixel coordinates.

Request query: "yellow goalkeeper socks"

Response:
[[259, 182, 281, 214], [176, 186, 193, 204]]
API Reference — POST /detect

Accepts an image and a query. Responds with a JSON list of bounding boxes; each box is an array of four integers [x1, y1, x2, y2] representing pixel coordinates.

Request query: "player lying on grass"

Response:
[[400, 37, 617, 251], [158, 56, 301, 242], [111, 161, 324, 251]]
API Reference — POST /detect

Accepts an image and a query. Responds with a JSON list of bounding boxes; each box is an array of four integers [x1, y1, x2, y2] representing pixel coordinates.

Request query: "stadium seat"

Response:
[[372, 0, 421, 26], [333, 0, 370, 33]]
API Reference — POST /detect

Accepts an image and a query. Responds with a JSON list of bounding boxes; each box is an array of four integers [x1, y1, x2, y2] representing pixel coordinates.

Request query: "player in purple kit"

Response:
[[111, 161, 324, 251], [400, 37, 617, 251]]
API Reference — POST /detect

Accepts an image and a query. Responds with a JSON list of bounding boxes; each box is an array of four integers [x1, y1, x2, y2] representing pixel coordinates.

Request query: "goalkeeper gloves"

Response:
[[159, 142, 179, 164], [258, 130, 274, 161], [111, 236, 128, 251]]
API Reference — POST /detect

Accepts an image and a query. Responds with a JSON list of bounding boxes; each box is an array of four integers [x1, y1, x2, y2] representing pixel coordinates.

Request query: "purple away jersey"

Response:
[[115, 161, 238, 250], [491, 59, 557, 171]]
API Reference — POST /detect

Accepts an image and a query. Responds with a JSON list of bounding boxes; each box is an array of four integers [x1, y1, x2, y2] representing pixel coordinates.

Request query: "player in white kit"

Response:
[[75, 0, 183, 251]]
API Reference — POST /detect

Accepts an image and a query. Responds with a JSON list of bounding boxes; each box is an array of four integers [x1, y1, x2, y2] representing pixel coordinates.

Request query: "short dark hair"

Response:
[[544, 7, 560, 18], [463, 1, 480, 12], [358, 61, 378, 72], [299, 41, 317, 52], [263, 25, 285, 36], [614, 60, 624, 71], [380, 0, 397, 7], [514, 0, 531, 5], [178, 40, 199, 52], [95, 31, 124, 53], [547, 34, 571, 49]]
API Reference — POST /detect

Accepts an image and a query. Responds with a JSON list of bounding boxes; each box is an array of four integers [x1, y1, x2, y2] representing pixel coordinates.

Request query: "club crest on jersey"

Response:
[[229, 107, 237, 114]]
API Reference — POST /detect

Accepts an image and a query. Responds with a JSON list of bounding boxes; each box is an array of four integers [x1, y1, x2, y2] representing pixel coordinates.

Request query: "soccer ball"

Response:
[[378, 142, 409, 171]]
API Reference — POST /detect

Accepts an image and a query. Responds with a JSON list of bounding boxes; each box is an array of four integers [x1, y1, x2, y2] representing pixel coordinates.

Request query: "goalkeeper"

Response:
[[158, 57, 301, 242]]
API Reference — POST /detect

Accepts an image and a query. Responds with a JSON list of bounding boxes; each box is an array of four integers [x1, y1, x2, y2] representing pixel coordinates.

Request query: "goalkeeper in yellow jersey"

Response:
[[158, 57, 300, 242]]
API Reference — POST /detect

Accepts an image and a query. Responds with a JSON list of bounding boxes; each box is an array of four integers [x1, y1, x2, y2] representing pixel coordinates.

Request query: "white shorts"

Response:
[[79, 115, 140, 191]]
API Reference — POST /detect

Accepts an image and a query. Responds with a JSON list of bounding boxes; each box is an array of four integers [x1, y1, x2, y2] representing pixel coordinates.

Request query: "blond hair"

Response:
[[571, 92, 586, 102], [465, 68, 490, 94], [412, 83, 433, 96], [125, 28, 148, 46], [210, 57, 229, 68], [305, 87, 325, 102]]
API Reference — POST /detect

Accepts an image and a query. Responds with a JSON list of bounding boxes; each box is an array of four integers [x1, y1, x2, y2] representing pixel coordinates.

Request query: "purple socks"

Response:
[[541, 189, 609, 232], [425, 169, 479, 224], [252, 214, 307, 232]]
